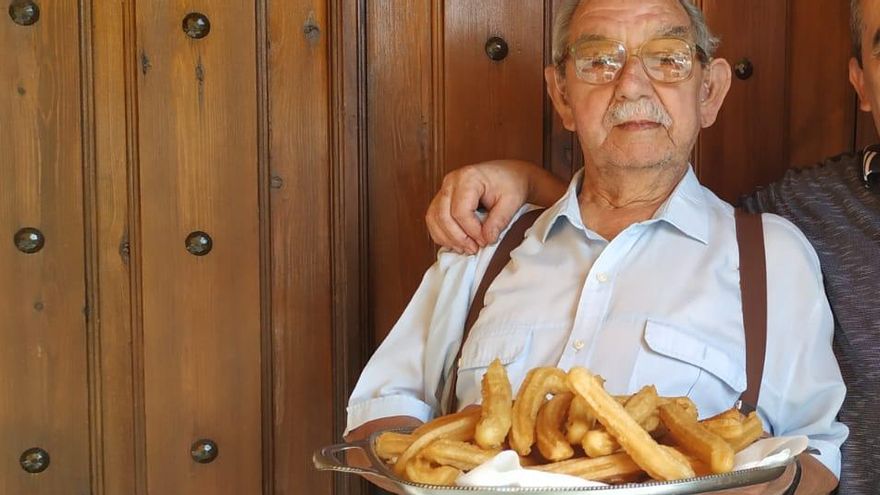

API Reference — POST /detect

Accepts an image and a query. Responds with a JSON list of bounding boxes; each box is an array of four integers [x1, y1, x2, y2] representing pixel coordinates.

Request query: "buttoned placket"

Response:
[[556, 223, 652, 371]]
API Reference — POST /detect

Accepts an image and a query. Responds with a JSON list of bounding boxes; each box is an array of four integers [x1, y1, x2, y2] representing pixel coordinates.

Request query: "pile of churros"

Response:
[[374, 361, 765, 486]]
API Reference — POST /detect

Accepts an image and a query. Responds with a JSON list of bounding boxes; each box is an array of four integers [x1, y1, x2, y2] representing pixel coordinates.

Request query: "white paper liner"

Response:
[[456, 436, 807, 488]]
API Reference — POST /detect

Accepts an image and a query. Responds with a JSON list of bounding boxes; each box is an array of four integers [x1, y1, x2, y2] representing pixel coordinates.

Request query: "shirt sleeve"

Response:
[[759, 214, 849, 478], [344, 206, 537, 437], [344, 251, 476, 436]]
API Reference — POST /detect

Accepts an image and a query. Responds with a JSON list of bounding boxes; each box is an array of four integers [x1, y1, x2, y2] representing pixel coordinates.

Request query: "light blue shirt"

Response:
[[346, 168, 848, 476]]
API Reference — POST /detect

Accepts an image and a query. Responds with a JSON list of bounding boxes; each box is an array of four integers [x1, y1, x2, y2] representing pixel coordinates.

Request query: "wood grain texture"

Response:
[[444, 0, 545, 170], [0, 2, 91, 493], [366, 0, 440, 344], [330, 0, 371, 493], [787, 0, 855, 167], [699, 0, 790, 202], [90, 0, 139, 492], [266, 1, 334, 493], [135, 1, 262, 492]]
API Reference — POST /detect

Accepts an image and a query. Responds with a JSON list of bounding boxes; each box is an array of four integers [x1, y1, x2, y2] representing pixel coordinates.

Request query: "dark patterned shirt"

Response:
[[742, 152, 880, 494]]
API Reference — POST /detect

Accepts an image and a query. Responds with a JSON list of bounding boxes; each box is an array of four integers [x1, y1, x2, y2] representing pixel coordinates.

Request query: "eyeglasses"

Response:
[[559, 37, 708, 85]]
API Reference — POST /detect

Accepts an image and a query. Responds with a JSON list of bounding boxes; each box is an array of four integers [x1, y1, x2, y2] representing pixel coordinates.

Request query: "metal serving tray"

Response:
[[313, 429, 794, 495]]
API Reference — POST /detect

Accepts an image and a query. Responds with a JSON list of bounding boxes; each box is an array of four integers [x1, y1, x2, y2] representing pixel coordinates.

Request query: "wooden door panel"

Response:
[[135, 2, 262, 492], [788, 0, 856, 167], [266, 1, 335, 493], [90, 0, 139, 491], [699, 0, 789, 202], [444, 0, 545, 170], [366, 0, 440, 344], [0, 2, 91, 493]]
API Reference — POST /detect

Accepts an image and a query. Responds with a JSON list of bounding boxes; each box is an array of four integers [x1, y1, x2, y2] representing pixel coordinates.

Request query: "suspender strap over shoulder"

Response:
[[442, 208, 546, 414], [735, 209, 768, 413]]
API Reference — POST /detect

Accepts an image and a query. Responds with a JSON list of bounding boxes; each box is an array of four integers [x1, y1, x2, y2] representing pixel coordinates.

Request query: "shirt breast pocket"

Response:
[[457, 325, 533, 407], [630, 320, 746, 418]]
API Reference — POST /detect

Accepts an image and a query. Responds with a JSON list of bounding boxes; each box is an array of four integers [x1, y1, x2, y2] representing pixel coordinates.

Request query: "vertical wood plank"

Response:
[[135, 2, 262, 492], [366, 0, 438, 343], [330, 0, 371, 492], [266, 0, 334, 493], [89, 0, 139, 491], [0, 1, 91, 493], [788, 0, 855, 167], [699, 0, 789, 201], [444, 0, 545, 170]]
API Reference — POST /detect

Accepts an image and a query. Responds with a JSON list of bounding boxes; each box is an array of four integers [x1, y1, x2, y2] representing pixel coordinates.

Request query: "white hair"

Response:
[[552, 0, 720, 67]]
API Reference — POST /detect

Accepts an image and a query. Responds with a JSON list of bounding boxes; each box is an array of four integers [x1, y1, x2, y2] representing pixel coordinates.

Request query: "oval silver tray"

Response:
[[313, 429, 795, 495]]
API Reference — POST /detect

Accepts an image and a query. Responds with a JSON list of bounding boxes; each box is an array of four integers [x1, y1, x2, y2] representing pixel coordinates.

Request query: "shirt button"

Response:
[[573, 340, 585, 351], [596, 272, 609, 283]]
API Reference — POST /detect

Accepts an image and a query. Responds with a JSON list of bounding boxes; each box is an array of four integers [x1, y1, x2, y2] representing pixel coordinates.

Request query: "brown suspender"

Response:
[[442, 208, 767, 416], [443, 208, 545, 414], [734, 209, 768, 413]]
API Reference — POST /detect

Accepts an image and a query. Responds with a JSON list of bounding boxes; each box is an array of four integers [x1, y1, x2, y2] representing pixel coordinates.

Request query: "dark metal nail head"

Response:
[[182, 12, 210, 39], [14, 227, 44, 254], [190, 439, 218, 464], [20, 448, 49, 473], [9, 0, 39, 26], [735, 58, 754, 80], [185, 231, 212, 256], [485, 36, 509, 61]]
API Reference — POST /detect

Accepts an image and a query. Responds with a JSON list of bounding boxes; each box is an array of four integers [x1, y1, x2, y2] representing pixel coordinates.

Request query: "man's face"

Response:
[[851, 0, 880, 135], [546, 0, 728, 173]]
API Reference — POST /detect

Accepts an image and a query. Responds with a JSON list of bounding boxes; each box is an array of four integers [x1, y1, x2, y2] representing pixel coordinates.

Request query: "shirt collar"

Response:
[[862, 145, 880, 187], [532, 166, 710, 245]]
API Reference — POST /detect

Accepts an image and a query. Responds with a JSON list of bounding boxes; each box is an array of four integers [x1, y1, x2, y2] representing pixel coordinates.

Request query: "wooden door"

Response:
[[0, 1, 867, 495], [2, 1, 338, 494]]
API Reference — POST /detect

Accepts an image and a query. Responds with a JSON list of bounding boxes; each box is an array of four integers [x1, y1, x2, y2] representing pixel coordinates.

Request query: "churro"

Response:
[[567, 367, 695, 481], [659, 402, 734, 474], [475, 359, 513, 449], [531, 452, 644, 484], [728, 411, 764, 453], [582, 385, 659, 457], [510, 367, 568, 455], [421, 439, 499, 471], [375, 431, 414, 462], [536, 392, 575, 461], [565, 395, 595, 444], [404, 457, 461, 485], [393, 407, 481, 475], [700, 408, 745, 441]]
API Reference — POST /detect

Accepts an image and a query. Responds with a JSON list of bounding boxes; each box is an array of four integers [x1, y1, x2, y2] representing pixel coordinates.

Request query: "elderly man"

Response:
[[427, 1, 879, 492], [349, 0, 847, 492]]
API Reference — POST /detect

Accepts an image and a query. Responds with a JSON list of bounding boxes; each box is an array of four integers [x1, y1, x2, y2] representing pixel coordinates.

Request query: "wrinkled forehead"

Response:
[[570, 0, 693, 45]]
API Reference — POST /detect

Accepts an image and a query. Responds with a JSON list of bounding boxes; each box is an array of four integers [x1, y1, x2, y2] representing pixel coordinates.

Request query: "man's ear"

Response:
[[545, 66, 576, 131], [699, 58, 732, 128], [850, 57, 873, 112]]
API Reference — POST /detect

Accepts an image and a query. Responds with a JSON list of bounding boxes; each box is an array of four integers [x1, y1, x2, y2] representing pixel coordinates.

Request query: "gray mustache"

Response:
[[604, 100, 673, 128]]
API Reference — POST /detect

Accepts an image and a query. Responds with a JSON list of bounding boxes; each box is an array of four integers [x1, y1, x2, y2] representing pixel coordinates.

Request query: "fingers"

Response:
[[426, 186, 480, 255], [480, 194, 520, 246], [449, 179, 490, 246], [427, 164, 527, 253]]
